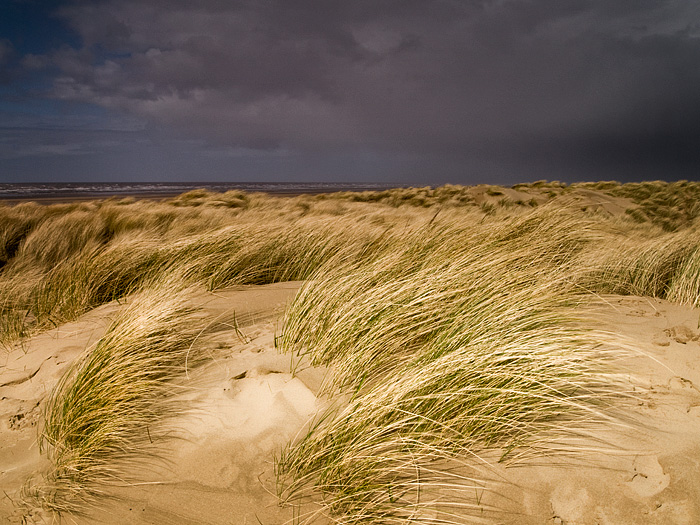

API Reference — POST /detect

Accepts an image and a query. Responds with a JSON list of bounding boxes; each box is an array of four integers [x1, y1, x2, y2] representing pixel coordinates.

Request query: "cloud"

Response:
[[0, 38, 17, 83], [0, 127, 118, 160], [0, 109, 146, 133], [0, 39, 14, 64], [14, 0, 700, 180]]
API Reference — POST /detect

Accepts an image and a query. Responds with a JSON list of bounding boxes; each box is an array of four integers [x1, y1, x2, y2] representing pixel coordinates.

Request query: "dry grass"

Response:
[[23, 280, 207, 513], [0, 196, 419, 343], [2, 184, 700, 522], [577, 218, 700, 307], [606, 180, 700, 231], [276, 207, 629, 523]]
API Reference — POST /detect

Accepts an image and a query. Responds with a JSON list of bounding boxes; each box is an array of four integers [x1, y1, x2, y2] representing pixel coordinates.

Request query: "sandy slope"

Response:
[[1, 282, 325, 524], [2, 286, 700, 524], [477, 295, 700, 524], [1, 300, 122, 523]]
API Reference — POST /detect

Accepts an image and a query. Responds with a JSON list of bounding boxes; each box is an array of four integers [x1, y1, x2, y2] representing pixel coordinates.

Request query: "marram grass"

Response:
[[276, 209, 630, 523], [0, 197, 423, 343], [580, 222, 700, 306], [2, 187, 700, 522], [23, 280, 207, 513]]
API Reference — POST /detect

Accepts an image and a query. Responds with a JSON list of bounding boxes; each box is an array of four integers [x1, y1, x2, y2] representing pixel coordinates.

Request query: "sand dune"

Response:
[[2, 285, 699, 524], [2, 282, 325, 524], [2, 182, 700, 524], [479, 296, 700, 524]]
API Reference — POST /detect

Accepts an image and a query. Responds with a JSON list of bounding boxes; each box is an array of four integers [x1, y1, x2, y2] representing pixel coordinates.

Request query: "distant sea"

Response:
[[0, 182, 403, 201]]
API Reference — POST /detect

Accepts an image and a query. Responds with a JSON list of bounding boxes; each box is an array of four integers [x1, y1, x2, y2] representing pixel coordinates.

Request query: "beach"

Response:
[[0, 183, 401, 206], [2, 182, 700, 524]]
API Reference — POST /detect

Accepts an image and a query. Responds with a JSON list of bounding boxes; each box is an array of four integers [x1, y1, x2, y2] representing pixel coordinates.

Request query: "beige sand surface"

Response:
[[2, 285, 700, 524], [475, 295, 700, 524], [1, 282, 326, 524], [1, 300, 122, 523]]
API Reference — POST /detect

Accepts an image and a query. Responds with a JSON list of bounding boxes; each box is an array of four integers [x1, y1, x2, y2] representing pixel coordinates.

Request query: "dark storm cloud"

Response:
[[0, 39, 17, 84], [0, 39, 14, 64], [12, 0, 700, 181]]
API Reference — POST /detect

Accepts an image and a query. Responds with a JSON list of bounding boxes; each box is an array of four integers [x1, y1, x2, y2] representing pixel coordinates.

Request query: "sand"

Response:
[[2, 285, 700, 524], [478, 295, 700, 524]]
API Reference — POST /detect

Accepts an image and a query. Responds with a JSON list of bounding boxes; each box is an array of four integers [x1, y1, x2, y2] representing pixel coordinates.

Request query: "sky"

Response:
[[1, 0, 699, 185]]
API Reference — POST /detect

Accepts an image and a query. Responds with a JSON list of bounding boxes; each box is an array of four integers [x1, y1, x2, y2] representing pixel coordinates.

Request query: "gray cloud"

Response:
[[0, 39, 13, 64], [17, 0, 700, 181], [0, 38, 17, 83]]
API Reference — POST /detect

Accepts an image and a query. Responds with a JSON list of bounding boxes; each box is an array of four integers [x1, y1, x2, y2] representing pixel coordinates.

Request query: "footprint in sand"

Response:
[[664, 324, 700, 344], [652, 332, 671, 347], [627, 456, 670, 498], [667, 376, 700, 394], [7, 400, 40, 430]]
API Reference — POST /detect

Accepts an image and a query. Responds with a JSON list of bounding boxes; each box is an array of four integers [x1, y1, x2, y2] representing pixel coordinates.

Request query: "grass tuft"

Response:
[[276, 208, 628, 523], [23, 281, 207, 513]]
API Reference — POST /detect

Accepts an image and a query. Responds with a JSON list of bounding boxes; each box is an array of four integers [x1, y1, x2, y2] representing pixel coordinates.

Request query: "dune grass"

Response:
[[0, 196, 412, 343], [275, 208, 629, 523], [3, 185, 700, 522], [24, 280, 207, 513], [579, 221, 700, 306], [607, 180, 700, 231]]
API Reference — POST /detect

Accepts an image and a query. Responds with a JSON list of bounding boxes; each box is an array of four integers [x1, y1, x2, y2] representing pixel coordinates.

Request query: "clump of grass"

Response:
[[24, 281, 207, 513], [168, 188, 253, 208], [608, 180, 700, 231], [581, 224, 700, 306], [18, 210, 108, 269], [0, 304, 34, 346], [667, 246, 700, 307], [168, 188, 212, 207], [321, 185, 476, 208], [497, 196, 515, 207], [282, 207, 597, 389], [181, 215, 396, 289], [277, 208, 626, 523], [624, 207, 648, 223], [27, 233, 169, 328], [0, 204, 41, 269], [480, 201, 496, 215]]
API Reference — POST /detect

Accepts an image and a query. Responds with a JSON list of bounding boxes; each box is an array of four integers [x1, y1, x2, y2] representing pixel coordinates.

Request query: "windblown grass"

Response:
[[0, 197, 414, 343], [276, 208, 629, 523], [0, 203, 43, 269], [580, 221, 700, 306], [318, 185, 477, 208], [3, 185, 700, 522], [606, 180, 700, 231], [24, 281, 207, 513], [18, 209, 108, 269]]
